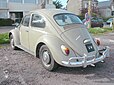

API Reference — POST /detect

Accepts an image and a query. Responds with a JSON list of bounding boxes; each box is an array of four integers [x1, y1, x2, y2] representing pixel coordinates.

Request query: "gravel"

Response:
[[0, 44, 114, 85], [1, 25, 114, 85]]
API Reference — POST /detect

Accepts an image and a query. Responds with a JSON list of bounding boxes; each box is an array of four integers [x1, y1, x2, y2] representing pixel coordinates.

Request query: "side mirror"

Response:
[[15, 23, 20, 27], [32, 19, 45, 28], [12, 23, 20, 27]]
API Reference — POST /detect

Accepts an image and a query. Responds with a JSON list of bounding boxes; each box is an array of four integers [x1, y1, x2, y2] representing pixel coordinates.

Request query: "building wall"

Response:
[[0, 10, 8, 18], [82, 1, 88, 8], [67, 0, 82, 15], [67, 0, 98, 15], [98, 0, 113, 18], [0, 0, 53, 19], [8, 3, 39, 13], [82, 0, 98, 8], [99, 8, 111, 18], [0, 0, 8, 18], [0, 0, 7, 9]]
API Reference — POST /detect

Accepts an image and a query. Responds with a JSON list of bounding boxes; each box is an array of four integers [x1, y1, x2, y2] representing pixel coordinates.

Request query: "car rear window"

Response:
[[54, 13, 82, 26]]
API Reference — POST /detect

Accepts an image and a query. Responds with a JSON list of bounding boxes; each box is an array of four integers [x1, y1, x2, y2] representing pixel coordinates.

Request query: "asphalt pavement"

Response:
[[0, 26, 14, 34]]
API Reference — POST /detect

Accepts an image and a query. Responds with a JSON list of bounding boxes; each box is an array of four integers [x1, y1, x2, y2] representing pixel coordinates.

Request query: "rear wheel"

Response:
[[39, 45, 58, 71], [10, 35, 17, 50], [100, 24, 103, 28]]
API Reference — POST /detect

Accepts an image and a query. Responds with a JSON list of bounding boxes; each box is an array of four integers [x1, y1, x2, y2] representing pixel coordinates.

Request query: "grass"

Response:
[[0, 33, 10, 44], [88, 27, 113, 35], [0, 45, 2, 48]]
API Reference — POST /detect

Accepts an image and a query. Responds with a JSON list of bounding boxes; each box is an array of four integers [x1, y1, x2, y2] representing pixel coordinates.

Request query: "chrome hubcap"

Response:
[[42, 51, 50, 65]]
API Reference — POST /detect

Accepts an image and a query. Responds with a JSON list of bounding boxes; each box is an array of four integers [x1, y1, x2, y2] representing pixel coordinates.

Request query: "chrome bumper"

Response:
[[62, 46, 110, 68]]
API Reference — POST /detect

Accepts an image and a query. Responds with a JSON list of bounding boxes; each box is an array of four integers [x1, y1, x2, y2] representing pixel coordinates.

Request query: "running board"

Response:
[[16, 45, 35, 56]]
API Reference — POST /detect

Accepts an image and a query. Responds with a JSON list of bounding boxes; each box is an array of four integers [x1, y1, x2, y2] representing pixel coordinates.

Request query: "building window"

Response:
[[31, 14, 45, 28], [24, 0, 36, 4], [112, 5, 114, 10], [9, 0, 22, 3], [22, 15, 30, 27], [85, 3, 88, 8], [112, 11, 114, 16], [0, 12, 8, 18], [10, 12, 23, 23], [46, 0, 49, 4], [0, 0, 7, 8]]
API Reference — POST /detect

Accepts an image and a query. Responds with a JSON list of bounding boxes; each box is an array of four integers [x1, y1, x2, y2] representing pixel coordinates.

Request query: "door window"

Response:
[[22, 15, 30, 27], [31, 14, 45, 28]]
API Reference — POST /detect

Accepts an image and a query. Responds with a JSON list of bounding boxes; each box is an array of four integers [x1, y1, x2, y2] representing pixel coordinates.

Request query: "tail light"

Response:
[[61, 45, 70, 56]]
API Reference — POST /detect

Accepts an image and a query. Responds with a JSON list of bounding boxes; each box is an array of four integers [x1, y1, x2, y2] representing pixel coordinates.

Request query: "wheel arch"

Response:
[[9, 32, 12, 38], [36, 42, 45, 58], [35, 35, 75, 66], [9, 29, 20, 46]]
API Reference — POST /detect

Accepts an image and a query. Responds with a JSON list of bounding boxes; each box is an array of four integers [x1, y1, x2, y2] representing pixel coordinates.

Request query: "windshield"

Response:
[[54, 13, 82, 26]]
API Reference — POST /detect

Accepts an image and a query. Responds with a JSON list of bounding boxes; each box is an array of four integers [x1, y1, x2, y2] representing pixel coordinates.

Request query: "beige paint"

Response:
[[9, 9, 109, 67], [20, 25, 29, 49]]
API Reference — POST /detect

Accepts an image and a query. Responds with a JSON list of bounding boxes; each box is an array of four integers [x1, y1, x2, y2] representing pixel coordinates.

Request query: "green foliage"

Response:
[[92, 13, 98, 17], [0, 19, 14, 26], [88, 27, 112, 35], [53, 0, 63, 9], [78, 13, 98, 20], [102, 16, 114, 22], [0, 33, 10, 44], [78, 15, 85, 20], [0, 45, 2, 48]]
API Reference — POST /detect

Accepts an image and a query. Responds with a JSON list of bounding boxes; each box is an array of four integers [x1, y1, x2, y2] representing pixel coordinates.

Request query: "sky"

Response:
[[53, 0, 110, 8]]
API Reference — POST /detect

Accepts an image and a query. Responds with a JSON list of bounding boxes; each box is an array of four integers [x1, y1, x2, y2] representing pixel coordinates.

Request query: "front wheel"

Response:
[[10, 35, 17, 50], [39, 45, 58, 71]]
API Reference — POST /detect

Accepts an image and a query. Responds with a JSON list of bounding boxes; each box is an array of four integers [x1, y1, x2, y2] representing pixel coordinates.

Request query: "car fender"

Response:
[[9, 28, 20, 46], [35, 35, 76, 65]]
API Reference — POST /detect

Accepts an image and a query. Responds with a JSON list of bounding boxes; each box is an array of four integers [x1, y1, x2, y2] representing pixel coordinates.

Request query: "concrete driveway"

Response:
[[0, 26, 14, 34]]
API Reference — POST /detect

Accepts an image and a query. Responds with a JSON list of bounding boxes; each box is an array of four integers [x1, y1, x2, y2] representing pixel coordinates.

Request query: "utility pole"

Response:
[[88, 0, 92, 28]]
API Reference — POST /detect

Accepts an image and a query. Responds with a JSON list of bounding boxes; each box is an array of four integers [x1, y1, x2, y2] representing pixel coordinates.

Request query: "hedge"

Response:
[[0, 19, 14, 26]]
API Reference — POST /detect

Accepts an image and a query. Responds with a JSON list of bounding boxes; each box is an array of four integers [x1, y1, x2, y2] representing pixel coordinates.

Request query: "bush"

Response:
[[78, 15, 85, 20], [88, 27, 112, 35], [0, 19, 14, 26], [0, 33, 10, 44], [102, 16, 114, 22], [78, 13, 99, 21]]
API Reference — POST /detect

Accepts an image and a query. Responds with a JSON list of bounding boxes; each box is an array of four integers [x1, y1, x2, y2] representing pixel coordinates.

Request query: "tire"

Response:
[[100, 24, 103, 28], [39, 45, 58, 71], [10, 35, 17, 50]]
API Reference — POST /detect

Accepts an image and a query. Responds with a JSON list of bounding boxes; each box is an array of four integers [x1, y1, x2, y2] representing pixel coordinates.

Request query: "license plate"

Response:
[[85, 43, 95, 53]]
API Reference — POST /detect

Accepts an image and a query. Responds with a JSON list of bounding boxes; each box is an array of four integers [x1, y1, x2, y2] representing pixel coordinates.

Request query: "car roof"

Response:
[[30, 9, 72, 16]]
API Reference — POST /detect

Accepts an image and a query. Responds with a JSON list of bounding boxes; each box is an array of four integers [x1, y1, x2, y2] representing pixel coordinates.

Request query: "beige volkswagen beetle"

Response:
[[9, 9, 109, 71]]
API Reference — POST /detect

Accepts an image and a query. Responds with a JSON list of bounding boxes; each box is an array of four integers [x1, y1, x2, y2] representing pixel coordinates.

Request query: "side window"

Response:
[[31, 14, 45, 28], [22, 15, 30, 27]]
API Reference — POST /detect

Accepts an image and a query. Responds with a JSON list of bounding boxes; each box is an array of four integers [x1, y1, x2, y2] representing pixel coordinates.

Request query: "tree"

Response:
[[53, 0, 63, 9]]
